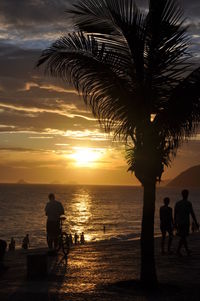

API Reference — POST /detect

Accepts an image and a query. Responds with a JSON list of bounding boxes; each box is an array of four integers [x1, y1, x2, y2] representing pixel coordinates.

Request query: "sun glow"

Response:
[[71, 147, 104, 167]]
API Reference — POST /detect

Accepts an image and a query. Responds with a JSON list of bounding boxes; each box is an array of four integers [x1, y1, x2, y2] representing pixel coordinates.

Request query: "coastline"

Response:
[[1, 233, 200, 300]]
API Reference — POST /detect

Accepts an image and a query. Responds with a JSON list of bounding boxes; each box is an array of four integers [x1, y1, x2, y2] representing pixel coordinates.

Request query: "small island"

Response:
[[17, 179, 28, 185]]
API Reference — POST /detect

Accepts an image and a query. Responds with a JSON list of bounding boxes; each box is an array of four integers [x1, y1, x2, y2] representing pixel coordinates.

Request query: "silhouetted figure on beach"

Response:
[[160, 197, 174, 254], [69, 233, 73, 246], [65, 234, 70, 245], [74, 233, 79, 245], [45, 193, 64, 250], [8, 237, 15, 251], [22, 234, 30, 250], [103, 225, 106, 233], [80, 232, 85, 244], [175, 189, 199, 256]]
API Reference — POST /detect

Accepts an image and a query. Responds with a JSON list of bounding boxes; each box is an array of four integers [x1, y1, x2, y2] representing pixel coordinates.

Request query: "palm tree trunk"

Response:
[[140, 180, 157, 286]]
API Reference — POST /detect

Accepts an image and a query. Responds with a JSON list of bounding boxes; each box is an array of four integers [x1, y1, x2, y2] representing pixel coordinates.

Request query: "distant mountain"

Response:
[[17, 179, 28, 184], [158, 179, 171, 187], [50, 180, 62, 185], [167, 165, 200, 187]]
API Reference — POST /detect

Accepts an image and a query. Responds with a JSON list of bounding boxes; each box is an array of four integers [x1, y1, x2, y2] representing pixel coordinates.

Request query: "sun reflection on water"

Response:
[[70, 188, 92, 241]]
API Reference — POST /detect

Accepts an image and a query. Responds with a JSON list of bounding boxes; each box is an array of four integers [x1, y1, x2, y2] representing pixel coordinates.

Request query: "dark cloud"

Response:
[[0, 0, 70, 25], [0, 1, 199, 45], [0, 0, 74, 46], [181, 0, 200, 18]]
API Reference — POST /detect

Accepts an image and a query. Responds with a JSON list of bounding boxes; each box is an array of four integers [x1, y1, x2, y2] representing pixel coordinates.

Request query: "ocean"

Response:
[[0, 184, 200, 248]]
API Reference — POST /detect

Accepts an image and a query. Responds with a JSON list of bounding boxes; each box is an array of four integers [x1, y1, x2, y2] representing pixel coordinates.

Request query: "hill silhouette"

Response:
[[167, 165, 200, 187], [17, 179, 28, 184]]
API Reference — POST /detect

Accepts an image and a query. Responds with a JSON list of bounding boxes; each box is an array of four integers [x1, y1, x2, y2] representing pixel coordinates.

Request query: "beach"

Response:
[[1, 233, 200, 301]]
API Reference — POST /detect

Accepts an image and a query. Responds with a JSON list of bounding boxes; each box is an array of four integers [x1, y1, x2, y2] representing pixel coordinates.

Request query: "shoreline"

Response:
[[9, 233, 163, 251], [1, 233, 200, 300]]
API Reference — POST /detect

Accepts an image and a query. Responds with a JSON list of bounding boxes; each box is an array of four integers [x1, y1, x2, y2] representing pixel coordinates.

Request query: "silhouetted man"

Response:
[[45, 193, 64, 249], [174, 189, 199, 256], [160, 197, 174, 254]]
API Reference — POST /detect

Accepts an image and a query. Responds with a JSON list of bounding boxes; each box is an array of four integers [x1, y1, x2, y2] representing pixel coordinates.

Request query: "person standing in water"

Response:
[[80, 232, 85, 244], [45, 193, 64, 249], [22, 234, 30, 249], [9, 237, 15, 251], [160, 197, 174, 254], [74, 233, 79, 245]]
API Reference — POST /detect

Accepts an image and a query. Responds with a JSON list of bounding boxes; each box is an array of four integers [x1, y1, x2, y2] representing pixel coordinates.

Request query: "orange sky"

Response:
[[0, 0, 200, 185]]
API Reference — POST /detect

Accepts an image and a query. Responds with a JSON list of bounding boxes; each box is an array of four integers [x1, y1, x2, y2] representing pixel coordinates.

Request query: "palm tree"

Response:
[[37, 0, 200, 285]]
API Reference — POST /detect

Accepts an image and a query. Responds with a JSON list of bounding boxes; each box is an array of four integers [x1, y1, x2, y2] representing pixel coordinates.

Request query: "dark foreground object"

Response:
[[27, 253, 47, 280], [1, 234, 200, 300]]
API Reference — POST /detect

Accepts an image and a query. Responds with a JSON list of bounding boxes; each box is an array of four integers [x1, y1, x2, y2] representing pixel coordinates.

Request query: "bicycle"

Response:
[[56, 215, 70, 257]]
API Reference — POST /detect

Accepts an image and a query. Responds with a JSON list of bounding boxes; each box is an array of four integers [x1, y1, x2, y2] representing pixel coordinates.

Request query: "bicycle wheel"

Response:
[[61, 232, 70, 256], [55, 235, 62, 252]]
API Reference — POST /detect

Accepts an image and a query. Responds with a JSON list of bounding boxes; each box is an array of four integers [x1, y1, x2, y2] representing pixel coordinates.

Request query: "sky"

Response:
[[0, 0, 200, 185]]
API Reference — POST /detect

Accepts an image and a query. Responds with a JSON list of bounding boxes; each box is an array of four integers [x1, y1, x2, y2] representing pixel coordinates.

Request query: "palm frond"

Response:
[[67, 0, 114, 34], [105, 0, 147, 81], [68, 0, 147, 82], [37, 32, 141, 139], [144, 0, 190, 108], [37, 0, 200, 183], [155, 66, 200, 139]]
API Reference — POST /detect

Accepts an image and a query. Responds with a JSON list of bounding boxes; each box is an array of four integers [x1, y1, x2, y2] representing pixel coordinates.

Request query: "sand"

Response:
[[0, 233, 200, 300]]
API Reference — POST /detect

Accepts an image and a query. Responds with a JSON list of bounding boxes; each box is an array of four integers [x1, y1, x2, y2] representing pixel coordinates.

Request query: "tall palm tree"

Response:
[[37, 0, 200, 285]]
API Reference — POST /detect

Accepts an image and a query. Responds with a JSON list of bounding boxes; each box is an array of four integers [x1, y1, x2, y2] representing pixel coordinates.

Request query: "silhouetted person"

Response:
[[103, 225, 106, 233], [74, 233, 79, 245], [160, 197, 174, 254], [65, 234, 70, 245], [8, 237, 15, 251], [0, 239, 7, 271], [45, 193, 64, 250], [175, 189, 199, 256], [22, 234, 29, 250], [80, 232, 85, 244], [69, 234, 73, 246]]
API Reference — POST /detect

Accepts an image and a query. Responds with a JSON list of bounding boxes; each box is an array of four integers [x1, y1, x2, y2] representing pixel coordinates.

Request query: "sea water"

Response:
[[0, 184, 199, 248]]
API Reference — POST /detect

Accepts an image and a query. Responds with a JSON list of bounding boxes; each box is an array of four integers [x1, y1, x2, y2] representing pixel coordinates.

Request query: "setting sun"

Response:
[[71, 147, 104, 167]]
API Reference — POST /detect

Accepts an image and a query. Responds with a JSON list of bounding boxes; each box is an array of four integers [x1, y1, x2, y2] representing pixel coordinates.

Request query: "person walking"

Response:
[[160, 197, 174, 254], [45, 193, 64, 250], [174, 189, 199, 256]]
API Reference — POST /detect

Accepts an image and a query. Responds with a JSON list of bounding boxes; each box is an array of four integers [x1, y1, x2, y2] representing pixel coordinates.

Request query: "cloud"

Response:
[[20, 82, 79, 95], [64, 129, 109, 141], [0, 40, 99, 137], [0, 0, 74, 47], [0, 0, 199, 49], [0, 147, 39, 152]]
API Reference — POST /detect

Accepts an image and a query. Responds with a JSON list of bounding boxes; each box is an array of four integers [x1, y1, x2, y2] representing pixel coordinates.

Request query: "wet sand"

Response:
[[0, 233, 200, 300]]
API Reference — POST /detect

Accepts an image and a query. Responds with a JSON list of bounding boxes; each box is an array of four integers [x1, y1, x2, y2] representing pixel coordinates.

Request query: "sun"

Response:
[[71, 147, 103, 167]]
